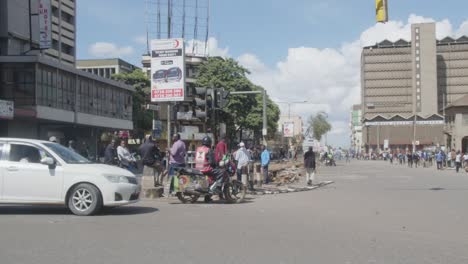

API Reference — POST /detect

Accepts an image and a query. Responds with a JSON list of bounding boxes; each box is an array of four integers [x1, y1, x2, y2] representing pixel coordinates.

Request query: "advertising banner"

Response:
[[38, 0, 52, 49], [150, 38, 185, 102], [0, 99, 14, 119], [283, 122, 294, 138]]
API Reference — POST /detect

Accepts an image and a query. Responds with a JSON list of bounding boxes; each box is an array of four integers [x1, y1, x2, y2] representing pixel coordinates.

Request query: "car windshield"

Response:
[[155, 71, 165, 78], [43, 143, 92, 164], [167, 69, 179, 77]]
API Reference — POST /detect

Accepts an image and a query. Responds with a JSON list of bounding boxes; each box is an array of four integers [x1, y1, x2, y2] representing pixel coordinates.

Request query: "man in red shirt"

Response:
[[215, 135, 228, 163]]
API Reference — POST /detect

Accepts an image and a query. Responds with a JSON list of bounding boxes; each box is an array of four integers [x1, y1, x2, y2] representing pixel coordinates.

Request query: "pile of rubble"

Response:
[[270, 165, 304, 186]]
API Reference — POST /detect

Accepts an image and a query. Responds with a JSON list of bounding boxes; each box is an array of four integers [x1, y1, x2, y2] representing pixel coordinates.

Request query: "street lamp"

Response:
[[276, 100, 308, 119]]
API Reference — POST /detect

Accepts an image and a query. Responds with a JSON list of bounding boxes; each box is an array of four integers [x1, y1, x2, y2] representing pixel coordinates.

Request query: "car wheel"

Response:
[[68, 183, 102, 216]]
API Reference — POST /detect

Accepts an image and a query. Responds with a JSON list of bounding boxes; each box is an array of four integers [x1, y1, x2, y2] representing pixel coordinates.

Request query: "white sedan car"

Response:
[[0, 138, 141, 216]]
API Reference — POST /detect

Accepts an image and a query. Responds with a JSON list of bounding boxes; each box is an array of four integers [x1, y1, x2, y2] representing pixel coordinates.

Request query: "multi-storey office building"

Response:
[[361, 22, 468, 152], [0, 0, 134, 158]]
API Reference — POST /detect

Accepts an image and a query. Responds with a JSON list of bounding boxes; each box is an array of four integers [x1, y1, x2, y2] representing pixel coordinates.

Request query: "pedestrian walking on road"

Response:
[[234, 142, 251, 183], [304, 146, 316, 186], [167, 133, 186, 194], [436, 151, 443, 170], [455, 151, 462, 173], [260, 145, 270, 184], [407, 152, 413, 168], [463, 152, 468, 168]]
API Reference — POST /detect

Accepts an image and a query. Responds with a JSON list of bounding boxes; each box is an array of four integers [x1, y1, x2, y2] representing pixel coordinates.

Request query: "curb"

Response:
[[247, 181, 334, 196]]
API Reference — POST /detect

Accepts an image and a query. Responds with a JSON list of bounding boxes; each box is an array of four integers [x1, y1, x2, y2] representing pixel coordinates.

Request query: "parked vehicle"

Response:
[[173, 158, 245, 204], [0, 138, 141, 216]]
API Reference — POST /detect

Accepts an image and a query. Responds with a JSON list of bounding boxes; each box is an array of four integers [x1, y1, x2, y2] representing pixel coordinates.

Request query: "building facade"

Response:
[[361, 22, 468, 152], [77, 58, 140, 79], [0, 0, 76, 66], [350, 104, 363, 154], [0, 0, 134, 159]]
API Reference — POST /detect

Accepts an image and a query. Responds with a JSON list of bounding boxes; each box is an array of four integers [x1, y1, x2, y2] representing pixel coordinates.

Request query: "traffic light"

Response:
[[193, 87, 213, 120], [376, 0, 388, 23], [215, 89, 230, 109]]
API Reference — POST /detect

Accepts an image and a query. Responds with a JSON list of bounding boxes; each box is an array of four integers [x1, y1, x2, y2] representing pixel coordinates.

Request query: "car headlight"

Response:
[[105, 175, 130, 184]]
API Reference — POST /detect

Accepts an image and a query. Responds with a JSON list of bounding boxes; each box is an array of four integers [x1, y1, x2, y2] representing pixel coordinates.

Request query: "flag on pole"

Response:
[[376, 0, 388, 23]]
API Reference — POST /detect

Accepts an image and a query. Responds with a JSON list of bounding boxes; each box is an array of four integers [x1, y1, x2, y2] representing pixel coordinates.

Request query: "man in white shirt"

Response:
[[117, 140, 135, 168], [455, 151, 462, 173], [235, 142, 251, 182], [463, 152, 468, 168]]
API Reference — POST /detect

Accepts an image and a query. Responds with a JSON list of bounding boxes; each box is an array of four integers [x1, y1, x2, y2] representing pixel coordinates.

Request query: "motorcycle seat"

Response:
[[179, 168, 204, 176]]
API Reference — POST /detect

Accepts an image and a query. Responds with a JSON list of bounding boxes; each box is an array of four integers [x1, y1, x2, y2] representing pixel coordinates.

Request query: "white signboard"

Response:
[[283, 122, 294, 138], [38, 0, 52, 49], [0, 99, 14, 119], [383, 139, 389, 149], [365, 120, 444, 126], [150, 38, 185, 102]]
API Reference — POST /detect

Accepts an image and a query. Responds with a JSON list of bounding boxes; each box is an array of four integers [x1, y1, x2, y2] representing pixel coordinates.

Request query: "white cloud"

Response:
[[133, 36, 148, 45], [237, 15, 468, 147], [88, 42, 134, 58], [186, 37, 229, 58]]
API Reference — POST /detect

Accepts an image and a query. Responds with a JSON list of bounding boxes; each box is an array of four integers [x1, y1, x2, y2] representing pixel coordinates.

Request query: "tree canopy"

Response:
[[112, 69, 152, 138], [196, 57, 280, 142], [308, 113, 332, 141]]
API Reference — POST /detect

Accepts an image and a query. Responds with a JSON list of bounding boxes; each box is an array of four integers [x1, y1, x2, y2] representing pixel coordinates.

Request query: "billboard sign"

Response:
[[283, 122, 294, 138], [38, 0, 52, 49], [150, 38, 185, 102], [0, 99, 14, 120]]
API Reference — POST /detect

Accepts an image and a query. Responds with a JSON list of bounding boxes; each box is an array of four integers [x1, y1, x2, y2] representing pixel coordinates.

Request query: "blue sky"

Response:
[[76, 0, 468, 147]]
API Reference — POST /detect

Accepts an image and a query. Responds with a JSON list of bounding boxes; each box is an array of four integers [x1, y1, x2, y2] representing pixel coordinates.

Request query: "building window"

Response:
[[37, 66, 58, 108], [0, 64, 35, 106]]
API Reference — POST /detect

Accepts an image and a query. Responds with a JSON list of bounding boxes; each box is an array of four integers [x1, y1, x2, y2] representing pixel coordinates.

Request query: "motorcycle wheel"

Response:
[[223, 180, 246, 204], [176, 192, 200, 204]]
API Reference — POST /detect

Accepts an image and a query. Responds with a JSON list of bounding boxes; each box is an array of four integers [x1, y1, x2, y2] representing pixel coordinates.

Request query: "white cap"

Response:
[[49, 136, 57, 143], [239, 142, 245, 147]]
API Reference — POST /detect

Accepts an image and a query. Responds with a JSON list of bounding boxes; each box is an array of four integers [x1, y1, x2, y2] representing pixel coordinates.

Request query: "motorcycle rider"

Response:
[[195, 136, 224, 202]]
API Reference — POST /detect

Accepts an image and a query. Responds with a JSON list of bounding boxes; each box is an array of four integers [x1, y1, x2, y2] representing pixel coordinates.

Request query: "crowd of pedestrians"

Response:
[[362, 149, 468, 173]]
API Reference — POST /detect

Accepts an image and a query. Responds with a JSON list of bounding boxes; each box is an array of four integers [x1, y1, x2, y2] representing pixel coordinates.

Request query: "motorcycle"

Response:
[[173, 158, 246, 204]]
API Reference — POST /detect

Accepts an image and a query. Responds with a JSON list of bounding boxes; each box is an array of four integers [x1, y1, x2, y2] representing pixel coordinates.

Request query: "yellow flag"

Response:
[[376, 0, 388, 23]]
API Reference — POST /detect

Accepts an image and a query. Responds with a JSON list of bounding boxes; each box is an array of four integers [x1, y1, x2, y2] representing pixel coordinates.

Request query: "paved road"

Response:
[[1, 160, 468, 264]]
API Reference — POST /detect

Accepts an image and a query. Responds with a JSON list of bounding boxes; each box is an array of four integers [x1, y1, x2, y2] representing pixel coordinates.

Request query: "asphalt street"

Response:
[[1, 160, 468, 264]]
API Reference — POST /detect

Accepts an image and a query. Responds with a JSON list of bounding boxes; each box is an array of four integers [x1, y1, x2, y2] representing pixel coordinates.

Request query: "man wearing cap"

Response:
[[235, 142, 251, 182]]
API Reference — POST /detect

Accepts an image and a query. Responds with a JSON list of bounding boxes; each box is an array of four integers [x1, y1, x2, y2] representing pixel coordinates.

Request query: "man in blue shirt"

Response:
[[436, 151, 443, 170], [261, 145, 270, 184]]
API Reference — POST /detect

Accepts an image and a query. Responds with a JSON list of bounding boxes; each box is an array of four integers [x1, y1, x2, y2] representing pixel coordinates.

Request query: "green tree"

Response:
[[308, 113, 332, 141], [195, 57, 280, 142], [112, 69, 152, 138]]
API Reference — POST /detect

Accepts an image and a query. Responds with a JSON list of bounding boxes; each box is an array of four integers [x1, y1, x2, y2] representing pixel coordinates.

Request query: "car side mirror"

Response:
[[41, 157, 56, 169]]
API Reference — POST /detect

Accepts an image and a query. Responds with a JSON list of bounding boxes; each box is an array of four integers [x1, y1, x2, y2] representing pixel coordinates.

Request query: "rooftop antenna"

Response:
[[204, 0, 210, 56], [192, 0, 198, 54], [182, 0, 186, 39]]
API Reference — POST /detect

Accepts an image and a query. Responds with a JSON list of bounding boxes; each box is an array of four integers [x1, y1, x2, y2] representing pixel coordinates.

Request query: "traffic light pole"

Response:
[[229, 90, 268, 146]]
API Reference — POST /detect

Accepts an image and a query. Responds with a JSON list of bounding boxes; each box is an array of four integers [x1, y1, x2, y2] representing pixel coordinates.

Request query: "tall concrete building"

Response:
[[0, 0, 134, 159], [0, 0, 76, 66], [361, 22, 468, 152], [77, 58, 140, 79]]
